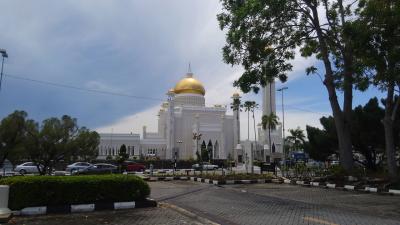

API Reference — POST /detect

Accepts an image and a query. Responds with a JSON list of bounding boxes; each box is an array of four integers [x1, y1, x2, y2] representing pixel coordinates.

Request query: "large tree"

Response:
[[25, 115, 80, 175], [354, 0, 400, 179], [351, 98, 385, 170], [218, 0, 367, 171], [72, 127, 100, 162], [0, 111, 29, 166]]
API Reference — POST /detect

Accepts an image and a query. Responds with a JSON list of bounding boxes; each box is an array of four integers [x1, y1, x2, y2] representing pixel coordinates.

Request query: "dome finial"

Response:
[[187, 62, 193, 78]]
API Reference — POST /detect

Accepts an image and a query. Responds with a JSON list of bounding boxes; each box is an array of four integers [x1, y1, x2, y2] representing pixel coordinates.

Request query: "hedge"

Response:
[[0, 175, 150, 210]]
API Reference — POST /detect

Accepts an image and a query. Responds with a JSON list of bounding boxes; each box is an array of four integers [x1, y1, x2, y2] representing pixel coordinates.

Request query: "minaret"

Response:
[[166, 89, 175, 159], [263, 81, 276, 116]]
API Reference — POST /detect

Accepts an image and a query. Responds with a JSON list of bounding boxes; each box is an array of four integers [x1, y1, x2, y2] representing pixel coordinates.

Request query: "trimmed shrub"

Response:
[[0, 175, 150, 210]]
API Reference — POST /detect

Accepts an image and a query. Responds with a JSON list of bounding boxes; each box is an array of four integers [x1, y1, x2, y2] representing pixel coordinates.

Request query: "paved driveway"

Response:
[[149, 181, 400, 225]]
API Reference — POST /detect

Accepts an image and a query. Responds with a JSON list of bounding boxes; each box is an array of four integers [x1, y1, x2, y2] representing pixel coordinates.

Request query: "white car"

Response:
[[66, 162, 92, 173], [15, 162, 42, 174], [192, 163, 218, 170]]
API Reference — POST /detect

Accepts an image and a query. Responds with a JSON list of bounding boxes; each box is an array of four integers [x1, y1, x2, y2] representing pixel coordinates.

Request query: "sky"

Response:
[[0, 0, 384, 140]]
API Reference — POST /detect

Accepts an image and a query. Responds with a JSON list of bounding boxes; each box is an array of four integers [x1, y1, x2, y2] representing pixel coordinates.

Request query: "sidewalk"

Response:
[[11, 204, 215, 225]]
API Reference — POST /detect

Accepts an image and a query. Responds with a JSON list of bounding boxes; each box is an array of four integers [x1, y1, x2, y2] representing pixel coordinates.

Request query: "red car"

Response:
[[125, 162, 146, 172]]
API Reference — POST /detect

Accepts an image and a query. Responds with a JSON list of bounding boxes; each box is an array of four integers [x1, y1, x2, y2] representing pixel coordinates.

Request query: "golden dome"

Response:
[[173, 73, 205, 96]]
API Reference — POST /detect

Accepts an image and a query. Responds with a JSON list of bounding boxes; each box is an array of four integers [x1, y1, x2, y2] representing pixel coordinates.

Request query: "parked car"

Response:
[[66, 162, 92, 173], [124, 161, 146, 172], [192, 162, 218, 171], [15, 162, 43, 174], [73, 163, 118, 175]]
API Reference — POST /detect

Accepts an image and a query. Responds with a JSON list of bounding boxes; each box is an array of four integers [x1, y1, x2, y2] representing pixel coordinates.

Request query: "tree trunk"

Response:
[[247, 111, 250, 140], [383, 83, 398, 180], [308, 3, 354, 172], [268, 125, 272, 163]]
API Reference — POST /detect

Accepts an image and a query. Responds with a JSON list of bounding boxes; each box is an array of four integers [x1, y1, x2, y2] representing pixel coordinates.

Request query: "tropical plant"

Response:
[[262, 113, 279, 161], [286, 127, 306, 152]]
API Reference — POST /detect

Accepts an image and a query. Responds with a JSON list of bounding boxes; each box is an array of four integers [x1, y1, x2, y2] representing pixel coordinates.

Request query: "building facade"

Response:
[[98, 70, 283, 163]]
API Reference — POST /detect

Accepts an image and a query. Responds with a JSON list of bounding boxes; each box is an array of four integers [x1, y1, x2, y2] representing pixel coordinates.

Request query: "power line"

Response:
[[4, 73, 164, 101], [279, 104, 329, 116], [4, 73, 331, 116]]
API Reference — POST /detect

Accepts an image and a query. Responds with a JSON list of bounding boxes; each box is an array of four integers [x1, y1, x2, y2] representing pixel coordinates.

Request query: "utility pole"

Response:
[[0, 49, 8, 92], [277, 87, 288, 176]]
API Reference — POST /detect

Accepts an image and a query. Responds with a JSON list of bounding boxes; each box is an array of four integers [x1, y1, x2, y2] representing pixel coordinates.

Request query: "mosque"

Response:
[[98, 69, 283, 163]]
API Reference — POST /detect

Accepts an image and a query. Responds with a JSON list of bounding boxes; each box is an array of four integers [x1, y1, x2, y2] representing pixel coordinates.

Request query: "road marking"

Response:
[[303, 216, 340, 225]]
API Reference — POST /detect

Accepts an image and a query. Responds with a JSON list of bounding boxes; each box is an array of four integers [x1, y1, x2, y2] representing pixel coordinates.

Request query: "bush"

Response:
[[0, 175, 150, 210], [327, 165, 348, 178]]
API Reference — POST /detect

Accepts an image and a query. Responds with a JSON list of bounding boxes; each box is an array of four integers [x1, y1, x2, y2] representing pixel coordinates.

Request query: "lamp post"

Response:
[[277, 87, 288, 176], [193, 133, 202, 174], [175, 140, 183, 175], [0, 49, 8, 92]]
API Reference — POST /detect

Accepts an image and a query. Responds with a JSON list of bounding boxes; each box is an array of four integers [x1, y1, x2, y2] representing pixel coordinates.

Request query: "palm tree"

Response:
[[250, 102, 259, 142], [286, 127, 306, 152], [262, 113, 279, 162], [243, 101, 253, 140], [230, 98, 242, 120]]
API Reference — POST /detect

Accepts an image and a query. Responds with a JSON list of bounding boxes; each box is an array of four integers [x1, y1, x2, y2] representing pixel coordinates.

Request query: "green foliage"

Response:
[[0, 111, 29, 166], [327, 165, 349, 179], [0, 175, 150, 210], [285, 127, 306, 152], [72, 127, 100, 161], [0, 111, 100, 174], [261, 113, 279, 130]]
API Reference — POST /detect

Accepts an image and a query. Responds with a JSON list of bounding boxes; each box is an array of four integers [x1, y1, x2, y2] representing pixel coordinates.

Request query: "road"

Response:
[[149, 181, 400, 225]]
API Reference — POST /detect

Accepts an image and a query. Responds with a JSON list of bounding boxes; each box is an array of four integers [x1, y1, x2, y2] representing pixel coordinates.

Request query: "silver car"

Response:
[[66, 162, 92, 173], [15, 162, 42, 174]]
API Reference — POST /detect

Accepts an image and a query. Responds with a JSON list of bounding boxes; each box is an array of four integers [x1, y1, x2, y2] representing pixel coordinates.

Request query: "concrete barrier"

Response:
[[0, 185, 11, 222]]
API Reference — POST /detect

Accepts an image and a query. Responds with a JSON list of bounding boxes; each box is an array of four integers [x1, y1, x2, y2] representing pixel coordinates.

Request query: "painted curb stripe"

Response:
[[71, 204, 95, 213], [21, 207, 47, 216], [389, 189, 400, 194], [114, 202, 135, 210]]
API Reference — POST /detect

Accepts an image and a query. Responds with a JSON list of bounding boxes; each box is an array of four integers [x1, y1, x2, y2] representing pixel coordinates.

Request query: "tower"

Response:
[[262, 81, 276, 116]]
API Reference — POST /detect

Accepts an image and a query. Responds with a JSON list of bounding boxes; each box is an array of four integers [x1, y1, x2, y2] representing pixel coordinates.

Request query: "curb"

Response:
[[281, 179, 400, 196], [160, 202, 219, 225], [13, 198, 157, 216]]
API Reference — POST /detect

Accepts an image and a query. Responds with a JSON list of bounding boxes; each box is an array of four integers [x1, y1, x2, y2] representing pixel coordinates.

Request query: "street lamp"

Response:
[[0, 49, 8, 91], [277, 87, 288, 175], [174, 140, 183, 175], [193, 132, 202, 174]]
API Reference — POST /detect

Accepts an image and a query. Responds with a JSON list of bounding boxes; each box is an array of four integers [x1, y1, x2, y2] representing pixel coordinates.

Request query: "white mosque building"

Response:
[[98, 70, 283, 163]]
